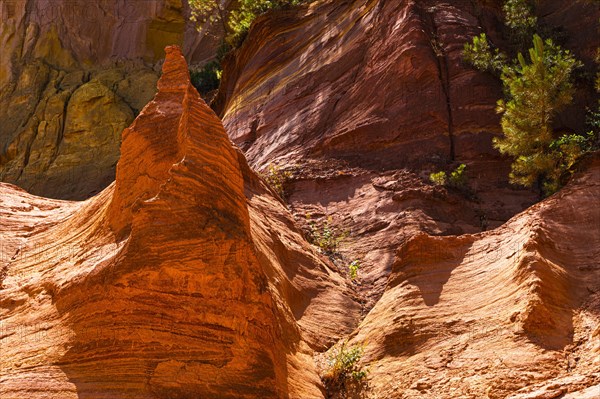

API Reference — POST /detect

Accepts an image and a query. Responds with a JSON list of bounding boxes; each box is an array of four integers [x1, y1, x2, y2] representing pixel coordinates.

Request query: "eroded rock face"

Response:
[[0, 0, 192, 78], [2, 1, 599, 398], [0, 46, 359, 399], [345, 158, 600, 398], [0, 0, 230, 200], [216, 0, 498, 166], [207, 3, 600, 396], [0, 66, 142, 200], [217, 0, 525, 307], [215, 0, 599, 307], [217, 0, 597, 165]]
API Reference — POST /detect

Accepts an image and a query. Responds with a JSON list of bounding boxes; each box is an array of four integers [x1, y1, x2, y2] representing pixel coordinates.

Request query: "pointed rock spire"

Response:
[[109, 45, 247, 239]]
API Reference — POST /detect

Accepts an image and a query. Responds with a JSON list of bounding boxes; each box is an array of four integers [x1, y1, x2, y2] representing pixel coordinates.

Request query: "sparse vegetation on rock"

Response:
[[322, 341, 368, 397], [260, 163, 294, 200], [430, 164, 468, 189], [189, 0, 307, 48], [429, 170, 447, 186], [503, 0, 538, 47], [465, 3, 596, 196], [306, 214, 348, 257], [494, 35, 592, 195], [463, 33, 505, 74], [348, 260, 360, 281]]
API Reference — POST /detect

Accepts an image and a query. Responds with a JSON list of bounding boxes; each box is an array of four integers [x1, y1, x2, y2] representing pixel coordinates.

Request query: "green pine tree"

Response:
[[503, 0, 538, 48], [463, 33, 506, 74], [494, 35, 582, 195]]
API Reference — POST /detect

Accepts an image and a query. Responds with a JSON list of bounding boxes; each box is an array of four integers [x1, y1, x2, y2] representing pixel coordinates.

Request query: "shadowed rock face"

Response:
[[0, 0, 219, 77], [0, 46, 359, 399]]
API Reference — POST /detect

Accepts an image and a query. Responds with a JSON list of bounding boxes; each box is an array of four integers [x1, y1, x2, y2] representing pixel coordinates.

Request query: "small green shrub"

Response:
[[463, 1, 535, 71], [322, 341, 367, 394], [542, 132, 598, 195], [503, 0, 537, 46], [348, 260, 360, 281], [189, 60, 222, 95], [430, 164, 468, 189], [260, 163, 293, 199], [429, 170, 447, 186], [463, 33, 506, 74], [448, 163, 467, 188], [306, 214, 347, 256]]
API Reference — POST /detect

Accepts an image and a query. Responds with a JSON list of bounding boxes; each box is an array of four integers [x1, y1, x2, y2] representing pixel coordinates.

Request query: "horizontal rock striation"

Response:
[[347, 157, 600, 398], [0, 46, 359, 398], [217, 0, 598, 168], [214, 0, 599, 309]]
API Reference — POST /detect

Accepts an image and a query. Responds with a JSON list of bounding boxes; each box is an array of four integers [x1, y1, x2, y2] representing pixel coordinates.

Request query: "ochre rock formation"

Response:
[[2, 0, 596, 203], [0, 66, 141, 200], [215, 0, 599, 307], [0, 0, 231, 199], [216, 0, 534, 307], [0, 0, 213, 79], [345, 158, 600, 398], [0, 46, 359, 398], [1, 1, 599, 397]]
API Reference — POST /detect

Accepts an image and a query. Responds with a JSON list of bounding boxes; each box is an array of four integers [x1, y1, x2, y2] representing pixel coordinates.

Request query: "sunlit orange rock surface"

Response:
[[2, 44, 598, 398], [1, 0, 600, 397], [216, 0, 599, 312], [0, 0, 232, 199], [0, 46, 359, 398]]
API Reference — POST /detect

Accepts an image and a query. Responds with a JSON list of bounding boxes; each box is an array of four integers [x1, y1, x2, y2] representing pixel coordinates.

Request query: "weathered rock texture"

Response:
[[2, 1, 600, 398], [0, 0, 218, 80], [216, 0, 599, 306], [0, 46, 359, 398], [217, 0, 598, 162], [345, 158, 600, 398], [0, 0, 230, 199], [0, 63, 147, 200]]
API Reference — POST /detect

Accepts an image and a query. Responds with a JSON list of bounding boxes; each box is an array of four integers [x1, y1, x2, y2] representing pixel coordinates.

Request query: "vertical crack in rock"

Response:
[[47, 84, 73, 169], [424, 5, 455, 162]]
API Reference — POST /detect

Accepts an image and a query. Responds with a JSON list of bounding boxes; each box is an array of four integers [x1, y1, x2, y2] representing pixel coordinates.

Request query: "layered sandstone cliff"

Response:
[[2, 0, 596, 204], [1, 1, 599, 398], [217, 0, 598, 165], [215, 0, 599, 306], [1, 42, 598, 398]]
